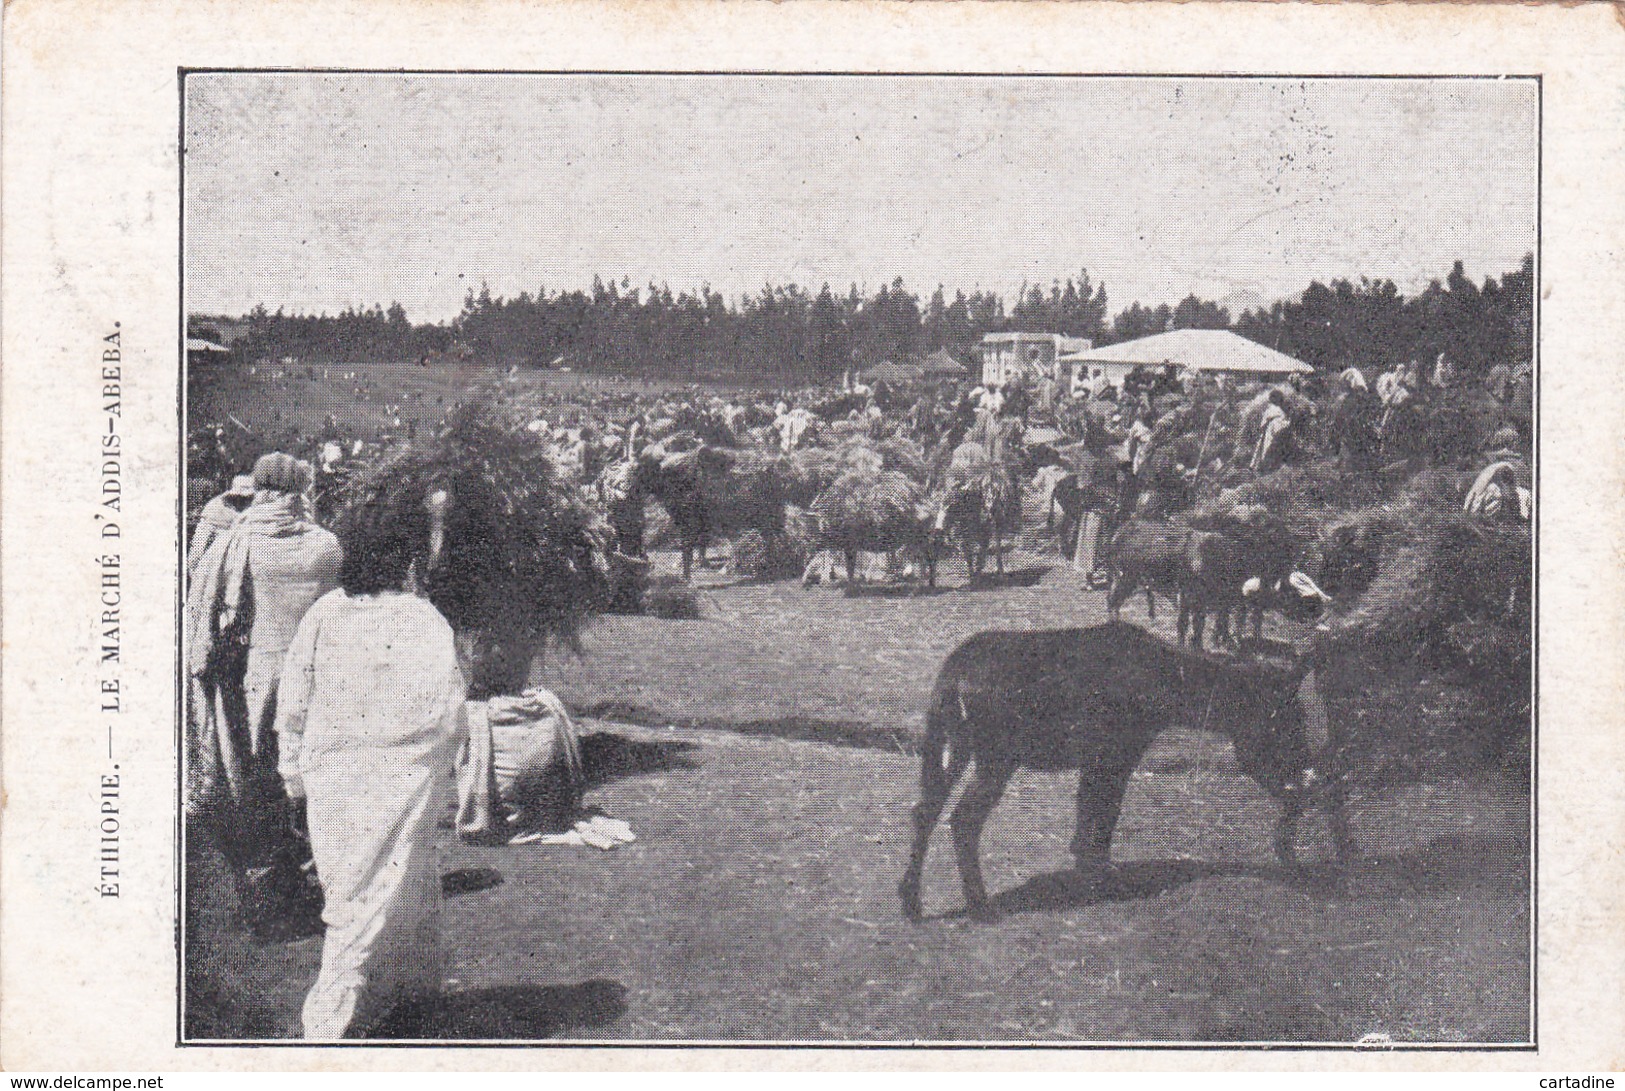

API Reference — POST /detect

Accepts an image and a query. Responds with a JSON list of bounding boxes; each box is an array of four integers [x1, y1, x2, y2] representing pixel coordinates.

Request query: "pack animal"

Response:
[[1104, 518, 1193, 622], [898, 623, 1351, 921], [801, 468, 942, 588], [633, 445, 789, 580], [1186, 511, 1301, 647], [801, 503, 941, 588], [937, 478, 1018, 580], [1176, 529, 1251, 650]]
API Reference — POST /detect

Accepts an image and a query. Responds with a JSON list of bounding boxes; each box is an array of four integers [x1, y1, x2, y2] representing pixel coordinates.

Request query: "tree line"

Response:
[[194, 254, 1532, 382]]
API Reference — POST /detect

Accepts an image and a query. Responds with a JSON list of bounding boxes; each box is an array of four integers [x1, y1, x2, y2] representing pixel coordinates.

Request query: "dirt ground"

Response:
[[185, 553, 1530, 1045]]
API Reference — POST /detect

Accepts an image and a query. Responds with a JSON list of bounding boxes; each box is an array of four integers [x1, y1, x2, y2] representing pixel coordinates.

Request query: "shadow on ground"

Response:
[[442, 867, 505, 897], [371, 979, 629, 1039], [581, 704, 917, 755], [184, 975, 295, 1040], [1342, 831, 1530, 899], [578, 731, 702, 789], [840, 581, 952, 599], [955, 860, 1306, 921], [922, 829, 1529, 923], [958, 565, 1052, 591]]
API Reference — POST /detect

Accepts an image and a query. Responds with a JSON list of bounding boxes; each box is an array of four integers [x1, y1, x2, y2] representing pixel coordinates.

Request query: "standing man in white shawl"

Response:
[[274, 497, 468, 1039], [1252, 389, 1293, 473], [185, 452, 341, 937]]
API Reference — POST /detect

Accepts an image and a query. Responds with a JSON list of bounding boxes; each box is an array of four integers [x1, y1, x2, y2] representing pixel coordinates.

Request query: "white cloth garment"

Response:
[[1252, 403, 1290, 471], [456, 687, 584, 842], [274, 590, 468, 1039]]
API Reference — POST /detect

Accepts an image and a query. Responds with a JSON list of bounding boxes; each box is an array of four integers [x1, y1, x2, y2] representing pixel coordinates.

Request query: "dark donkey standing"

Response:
[[898, 622, 1351, 921]]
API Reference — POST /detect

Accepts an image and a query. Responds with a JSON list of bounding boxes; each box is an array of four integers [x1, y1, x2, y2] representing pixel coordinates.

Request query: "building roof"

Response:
[[1061, 329, 1314, 374], [186, 338, 231, 354], [860, 360, 923, 384], [921, 349, 969, 376]]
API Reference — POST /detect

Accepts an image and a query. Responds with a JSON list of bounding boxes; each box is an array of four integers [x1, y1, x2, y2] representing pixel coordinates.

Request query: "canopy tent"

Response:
[[920, 349, 970, 378]]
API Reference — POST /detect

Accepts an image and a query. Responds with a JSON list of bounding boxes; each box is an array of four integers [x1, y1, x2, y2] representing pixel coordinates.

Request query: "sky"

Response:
[[184, 74, 1538, 324]]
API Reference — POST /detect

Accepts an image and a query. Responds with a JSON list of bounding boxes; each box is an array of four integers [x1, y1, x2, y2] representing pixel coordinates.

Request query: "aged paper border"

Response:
[[3, 0, 1621, 1072]]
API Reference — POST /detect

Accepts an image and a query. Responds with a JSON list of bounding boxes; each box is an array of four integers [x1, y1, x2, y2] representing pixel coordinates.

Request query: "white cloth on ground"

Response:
[[508, 814, 636, 849]]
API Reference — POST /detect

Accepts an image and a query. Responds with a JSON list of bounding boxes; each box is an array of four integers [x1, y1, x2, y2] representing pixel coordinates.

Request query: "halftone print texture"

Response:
[[182, 72, 1534, 1046]]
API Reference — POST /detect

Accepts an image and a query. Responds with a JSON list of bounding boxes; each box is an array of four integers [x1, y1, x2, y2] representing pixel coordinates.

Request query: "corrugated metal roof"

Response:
[[1061, 329, 1313, 374]]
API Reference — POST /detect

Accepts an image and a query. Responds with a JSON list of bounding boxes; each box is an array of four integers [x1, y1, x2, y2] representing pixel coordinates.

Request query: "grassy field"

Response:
[[188, 360, 763, 442], [185, 551, 1530, 1044]]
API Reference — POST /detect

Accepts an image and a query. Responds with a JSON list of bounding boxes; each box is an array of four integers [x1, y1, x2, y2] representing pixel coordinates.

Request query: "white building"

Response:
[[1058, 329, 1315, 391], [978, 332, 1092, 387]]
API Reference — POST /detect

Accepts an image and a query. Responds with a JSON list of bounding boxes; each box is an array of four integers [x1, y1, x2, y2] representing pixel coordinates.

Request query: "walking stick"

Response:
[[1072, 509, 1101, 577], [1190, 406, 1221, 486]]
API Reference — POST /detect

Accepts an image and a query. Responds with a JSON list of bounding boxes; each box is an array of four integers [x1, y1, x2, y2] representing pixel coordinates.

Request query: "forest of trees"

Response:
[[197, 254, 1533, 383]]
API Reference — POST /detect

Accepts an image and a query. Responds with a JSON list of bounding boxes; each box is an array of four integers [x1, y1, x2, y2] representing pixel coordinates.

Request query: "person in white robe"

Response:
[[274, 500, 468, 1039], [1252, 391, 1292, 473]]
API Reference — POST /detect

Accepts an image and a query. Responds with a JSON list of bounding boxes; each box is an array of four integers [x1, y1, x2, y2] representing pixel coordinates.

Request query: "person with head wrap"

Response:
[[1464, 461, 1531, 524], [184, 451, 342, 938], [186, 473, 257, 580]]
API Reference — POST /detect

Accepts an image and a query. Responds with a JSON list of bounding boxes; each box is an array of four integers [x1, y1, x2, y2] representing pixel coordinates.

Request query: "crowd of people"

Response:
[[185, 346, 1532, 1038]]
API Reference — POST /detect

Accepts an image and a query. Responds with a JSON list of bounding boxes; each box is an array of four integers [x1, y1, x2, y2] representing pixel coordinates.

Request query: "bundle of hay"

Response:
[[1198, 458, 1378, 547], [1422, 385, 1512, 468], [783, 444, 849, 503], [1321, 515, 1529, 667], [1305, 470, 1460, 602], [872, 435, 930, 480], [1314, 507, 1531, 789], [812, 467, 926, 537], [642, 576, 707, 620], [337, 403, 610, 694], [1230, 383, 1316, 464], [943, 440, 1021, 531], [787, 435, 929, 505], [728, 526, 806, 580], [780, 504, 822, 563], [798, 465, 936, 585]]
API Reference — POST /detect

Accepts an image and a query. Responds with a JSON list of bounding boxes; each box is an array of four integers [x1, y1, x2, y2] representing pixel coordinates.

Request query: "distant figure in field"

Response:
[[1331, 368, 1381, 473], [1251, 388, 1292, 473]]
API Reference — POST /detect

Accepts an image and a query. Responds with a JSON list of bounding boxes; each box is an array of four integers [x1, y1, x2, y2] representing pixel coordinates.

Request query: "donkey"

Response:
[[898, 622, 1351, 921]]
